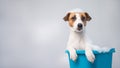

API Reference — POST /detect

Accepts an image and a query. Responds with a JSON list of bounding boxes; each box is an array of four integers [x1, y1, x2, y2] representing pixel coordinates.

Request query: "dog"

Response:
[[63, 9, 109, 63]]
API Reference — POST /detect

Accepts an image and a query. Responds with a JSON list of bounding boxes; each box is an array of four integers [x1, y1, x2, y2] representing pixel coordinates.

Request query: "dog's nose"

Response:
[[77, 23, 83, 28]]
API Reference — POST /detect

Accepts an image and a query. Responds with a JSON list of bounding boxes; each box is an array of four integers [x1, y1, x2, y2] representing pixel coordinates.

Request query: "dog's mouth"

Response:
[[77, 27, 82, 31]]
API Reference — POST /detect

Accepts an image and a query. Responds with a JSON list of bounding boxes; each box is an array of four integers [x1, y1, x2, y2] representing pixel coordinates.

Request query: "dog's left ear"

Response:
[[84, 12, 92, 21]]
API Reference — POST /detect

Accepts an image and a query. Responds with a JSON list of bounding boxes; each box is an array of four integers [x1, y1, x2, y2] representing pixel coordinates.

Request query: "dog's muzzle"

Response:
[[77, 23, 83, 31]]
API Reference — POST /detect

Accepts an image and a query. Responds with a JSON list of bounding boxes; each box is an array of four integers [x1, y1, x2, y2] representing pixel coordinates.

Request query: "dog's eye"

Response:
[[81, 16, 86, 21], [71, 16, 76, 21]]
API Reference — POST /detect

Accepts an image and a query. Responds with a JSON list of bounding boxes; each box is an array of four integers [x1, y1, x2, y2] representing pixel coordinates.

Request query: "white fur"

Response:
[[66, 9, 110, 63], [67, 29, 96, 63]]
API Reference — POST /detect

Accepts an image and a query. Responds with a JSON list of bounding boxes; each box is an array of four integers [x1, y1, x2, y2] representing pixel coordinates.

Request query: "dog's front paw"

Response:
[[85, 50, 95, 63], [70, 51, 78, 61]]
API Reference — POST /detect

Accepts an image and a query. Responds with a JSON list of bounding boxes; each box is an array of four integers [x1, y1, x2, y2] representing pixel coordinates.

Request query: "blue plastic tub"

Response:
[[66, 48, 115, 68]]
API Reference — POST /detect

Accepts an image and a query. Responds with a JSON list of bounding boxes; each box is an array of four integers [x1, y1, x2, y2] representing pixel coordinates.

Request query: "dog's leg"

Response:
[[85, 46, 95, 63], [67, 47, 77, 61]]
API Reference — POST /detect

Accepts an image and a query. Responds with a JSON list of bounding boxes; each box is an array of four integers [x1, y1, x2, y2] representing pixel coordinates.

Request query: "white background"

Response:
[[0, 0, 120, 68]]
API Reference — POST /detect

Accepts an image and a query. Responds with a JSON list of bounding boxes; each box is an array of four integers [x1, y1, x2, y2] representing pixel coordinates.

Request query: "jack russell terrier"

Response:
[[63, 9, 109, 63]]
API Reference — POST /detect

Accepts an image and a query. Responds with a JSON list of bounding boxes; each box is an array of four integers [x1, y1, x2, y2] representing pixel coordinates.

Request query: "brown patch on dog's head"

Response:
[[80, 12, 92, 26], [63, 12, 76, 27], [68, 13, 76, 27]]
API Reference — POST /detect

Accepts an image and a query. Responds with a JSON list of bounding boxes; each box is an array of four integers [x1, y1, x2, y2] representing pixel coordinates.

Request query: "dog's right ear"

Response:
[[63, 13, 70, 21]]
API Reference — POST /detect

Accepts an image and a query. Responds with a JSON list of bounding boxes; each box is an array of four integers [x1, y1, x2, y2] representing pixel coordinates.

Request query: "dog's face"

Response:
[[63, 12, 91, 32]]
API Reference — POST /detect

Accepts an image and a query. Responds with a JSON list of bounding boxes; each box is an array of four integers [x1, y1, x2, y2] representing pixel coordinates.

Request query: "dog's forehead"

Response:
[[69, 12, 84, 18]]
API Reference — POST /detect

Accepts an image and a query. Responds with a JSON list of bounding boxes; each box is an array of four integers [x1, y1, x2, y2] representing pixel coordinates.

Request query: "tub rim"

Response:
[[65, 48, 115, 55]]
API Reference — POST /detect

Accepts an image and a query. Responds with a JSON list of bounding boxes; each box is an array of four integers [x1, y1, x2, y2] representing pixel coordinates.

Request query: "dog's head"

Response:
[[63, 9, 91, 32]]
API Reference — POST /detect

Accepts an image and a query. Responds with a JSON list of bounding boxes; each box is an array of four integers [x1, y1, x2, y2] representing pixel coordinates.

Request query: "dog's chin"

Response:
[[75, 29, 83, 32], [70, 27, 84, 32]]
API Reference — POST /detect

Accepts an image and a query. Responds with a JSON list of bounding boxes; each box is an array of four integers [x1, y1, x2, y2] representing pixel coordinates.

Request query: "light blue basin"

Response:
[[66, 48, 115, 68]]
